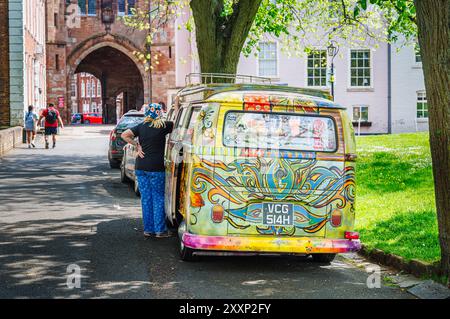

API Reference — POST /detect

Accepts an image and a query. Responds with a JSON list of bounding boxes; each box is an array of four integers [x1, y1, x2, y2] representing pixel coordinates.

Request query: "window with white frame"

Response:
[[87, 81, 92, 97], [350, 49, 371, 87], [307, 50, 327, 87], [71, 83, 76, 97], [415, 43, 422, 63], [118, 0, 136, 16], [81, 81, 85, 97], [417, 91, 428, 118], [97, 81, 101, 97], [258, 42, 278, 77], [353, 105, 369, 122]]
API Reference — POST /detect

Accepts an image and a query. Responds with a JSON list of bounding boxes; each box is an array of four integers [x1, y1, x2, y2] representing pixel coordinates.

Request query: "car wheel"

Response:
[[109, 158, 120, 169], [133, 178, 141, 197], [108, 152, 121, 169], [85, 120, 90, 124], [311, 253, 336, 263], [120, 160, 131, 183]]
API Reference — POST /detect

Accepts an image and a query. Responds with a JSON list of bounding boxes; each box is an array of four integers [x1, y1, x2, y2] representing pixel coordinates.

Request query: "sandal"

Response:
[[155, 231, 174, 238], [143, 232, 154, 238]]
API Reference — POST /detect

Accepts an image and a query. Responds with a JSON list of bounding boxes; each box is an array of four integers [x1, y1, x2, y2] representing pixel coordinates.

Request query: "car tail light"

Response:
[[110, 131, 117, 141], [331, 209, 342, 227], [243, 95, 271, 112], [211, 205, 224, 223], [345, 231, 359, 240]]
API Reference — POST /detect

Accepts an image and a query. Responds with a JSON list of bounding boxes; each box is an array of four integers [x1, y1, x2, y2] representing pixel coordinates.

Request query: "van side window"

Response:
[[174, 108, 185, 128], [183, 107, 201, 143], [166, 108, 174, 121], [185, 107, 201, 129]]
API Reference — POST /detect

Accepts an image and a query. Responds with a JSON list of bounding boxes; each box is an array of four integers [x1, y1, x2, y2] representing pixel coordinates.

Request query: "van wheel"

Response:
[[180, 239, 197, 261], [134, 178, 140, 197], [312, 253, 336, 263]]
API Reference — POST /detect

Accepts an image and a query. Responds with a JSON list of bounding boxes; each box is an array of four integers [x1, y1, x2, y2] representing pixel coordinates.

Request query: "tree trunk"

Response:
[[190, 0, 262, 81], [415, 0, 450, 286]]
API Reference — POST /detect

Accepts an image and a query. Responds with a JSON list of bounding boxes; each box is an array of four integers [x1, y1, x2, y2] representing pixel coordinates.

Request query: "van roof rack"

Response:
[[185, 73, 273, 86]]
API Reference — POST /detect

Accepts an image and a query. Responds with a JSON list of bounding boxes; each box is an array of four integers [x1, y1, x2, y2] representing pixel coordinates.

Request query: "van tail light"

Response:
[[331, 210, 342, 227], [211, 205, 224, 223], [243, 95, 271, 112], [345, 153, 358, 162], [345, 231, 360, 240]]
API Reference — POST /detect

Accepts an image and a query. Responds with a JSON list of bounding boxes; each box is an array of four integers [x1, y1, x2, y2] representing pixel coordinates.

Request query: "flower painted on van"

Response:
[[190, 192, 205, 208]]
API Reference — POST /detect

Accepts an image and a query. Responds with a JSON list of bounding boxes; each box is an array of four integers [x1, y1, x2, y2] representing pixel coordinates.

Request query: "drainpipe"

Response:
[[387, 43, 392, 134]]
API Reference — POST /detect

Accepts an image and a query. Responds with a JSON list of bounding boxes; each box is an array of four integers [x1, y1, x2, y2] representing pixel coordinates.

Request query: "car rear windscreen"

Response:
[[117, 115, 144, 128], [223, 112, 337, 152]]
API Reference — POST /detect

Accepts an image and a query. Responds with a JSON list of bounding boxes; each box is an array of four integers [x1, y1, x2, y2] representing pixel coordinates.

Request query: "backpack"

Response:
[[46, 109, 57, 124], [25, 112, 35, 127]]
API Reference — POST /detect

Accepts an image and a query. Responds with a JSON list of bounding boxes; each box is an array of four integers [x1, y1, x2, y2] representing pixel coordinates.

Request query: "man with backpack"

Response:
[[38, 103, 64, 149]]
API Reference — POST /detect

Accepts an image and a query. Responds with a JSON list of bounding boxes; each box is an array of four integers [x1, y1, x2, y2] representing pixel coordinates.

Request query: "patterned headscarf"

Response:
[[143, 103, 165, 128]]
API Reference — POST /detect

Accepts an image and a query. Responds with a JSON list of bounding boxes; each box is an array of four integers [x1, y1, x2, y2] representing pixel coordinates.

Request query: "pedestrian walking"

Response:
[[24, 105, 39, 148], [121, 103, 174, 238], [38, 103, 64, 149]]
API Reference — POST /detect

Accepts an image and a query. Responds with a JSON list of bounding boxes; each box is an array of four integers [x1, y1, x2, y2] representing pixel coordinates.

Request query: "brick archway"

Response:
[[67, 34, 149, 123]]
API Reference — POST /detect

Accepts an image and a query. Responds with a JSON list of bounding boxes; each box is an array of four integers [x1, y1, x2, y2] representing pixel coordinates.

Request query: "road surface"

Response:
[[0, 126, 414, 299]]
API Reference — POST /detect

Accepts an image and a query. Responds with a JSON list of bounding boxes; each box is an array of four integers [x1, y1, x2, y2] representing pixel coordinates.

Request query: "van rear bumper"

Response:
[[182, 233, 361, 254]]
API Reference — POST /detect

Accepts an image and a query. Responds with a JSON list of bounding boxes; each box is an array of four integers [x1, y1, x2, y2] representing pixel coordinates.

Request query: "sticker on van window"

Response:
[[223, 112, 337, 152]]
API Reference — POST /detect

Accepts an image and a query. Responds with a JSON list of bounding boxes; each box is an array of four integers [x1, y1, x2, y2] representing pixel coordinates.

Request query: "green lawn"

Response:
[[355, 132, 440, 264]]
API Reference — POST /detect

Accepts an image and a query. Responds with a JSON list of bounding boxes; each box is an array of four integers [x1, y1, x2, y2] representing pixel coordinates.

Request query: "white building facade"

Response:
[[391, 42, 428, 133], [9, 0, 47, 126], [173, 20, 427, 135]]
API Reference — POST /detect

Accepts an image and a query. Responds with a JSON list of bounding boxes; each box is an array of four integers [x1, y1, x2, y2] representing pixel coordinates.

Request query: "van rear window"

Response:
[[223, 112, 337, 152]]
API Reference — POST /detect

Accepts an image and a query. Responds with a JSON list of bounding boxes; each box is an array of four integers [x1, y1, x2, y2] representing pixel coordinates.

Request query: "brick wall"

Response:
[[0, 0, 10, 127], [0, 126, 23, 157], [47, 1, 176, 123]]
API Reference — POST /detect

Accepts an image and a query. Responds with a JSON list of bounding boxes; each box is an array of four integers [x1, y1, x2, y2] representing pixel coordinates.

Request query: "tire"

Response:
[[120, 160, 131, 183], [133, 177, 141, 197], [85, 120, 90, 124], [311, 253, 336, 263], [108, 152, 121, 169], [109, 159, 120, 169]]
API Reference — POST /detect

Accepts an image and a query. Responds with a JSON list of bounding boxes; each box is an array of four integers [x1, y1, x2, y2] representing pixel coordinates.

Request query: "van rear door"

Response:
[[213, 109, 344, 237]]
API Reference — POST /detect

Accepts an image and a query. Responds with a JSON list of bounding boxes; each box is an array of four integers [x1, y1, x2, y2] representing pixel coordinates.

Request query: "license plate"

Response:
[[262, 203, 294, 226]]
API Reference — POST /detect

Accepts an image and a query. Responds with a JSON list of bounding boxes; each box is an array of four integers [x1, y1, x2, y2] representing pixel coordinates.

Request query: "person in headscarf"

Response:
[[122, 103, 174, 238]]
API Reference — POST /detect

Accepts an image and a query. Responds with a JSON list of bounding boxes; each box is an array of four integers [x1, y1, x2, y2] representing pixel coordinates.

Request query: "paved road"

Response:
[[0, 126, 414, 299]]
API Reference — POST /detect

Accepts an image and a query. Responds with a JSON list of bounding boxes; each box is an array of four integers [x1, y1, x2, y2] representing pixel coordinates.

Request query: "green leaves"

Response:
[[354, 0, 417, 42]]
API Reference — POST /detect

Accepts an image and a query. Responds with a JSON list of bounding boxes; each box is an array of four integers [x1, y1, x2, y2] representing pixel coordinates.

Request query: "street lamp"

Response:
[[327, 40, 339, 100], [102, 6, 114, 33]]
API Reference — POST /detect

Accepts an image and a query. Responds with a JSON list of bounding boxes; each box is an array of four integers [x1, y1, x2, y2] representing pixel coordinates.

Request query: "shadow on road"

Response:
[[0, 214, 414, 299]]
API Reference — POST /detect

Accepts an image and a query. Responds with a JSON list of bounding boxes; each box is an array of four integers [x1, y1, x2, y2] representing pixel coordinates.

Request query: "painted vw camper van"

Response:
[[165, 74, 361, 261]]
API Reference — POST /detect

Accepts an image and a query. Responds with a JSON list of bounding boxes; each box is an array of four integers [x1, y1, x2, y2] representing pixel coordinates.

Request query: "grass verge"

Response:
[[355, 132, 440, 263]]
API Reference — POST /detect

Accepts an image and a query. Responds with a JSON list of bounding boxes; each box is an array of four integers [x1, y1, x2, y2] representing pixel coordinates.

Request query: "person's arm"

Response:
[[165, 121, 174, 134], [122, 129, 145, 158], [37, 114, 44, 127], [58, 115, 64, 129]]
